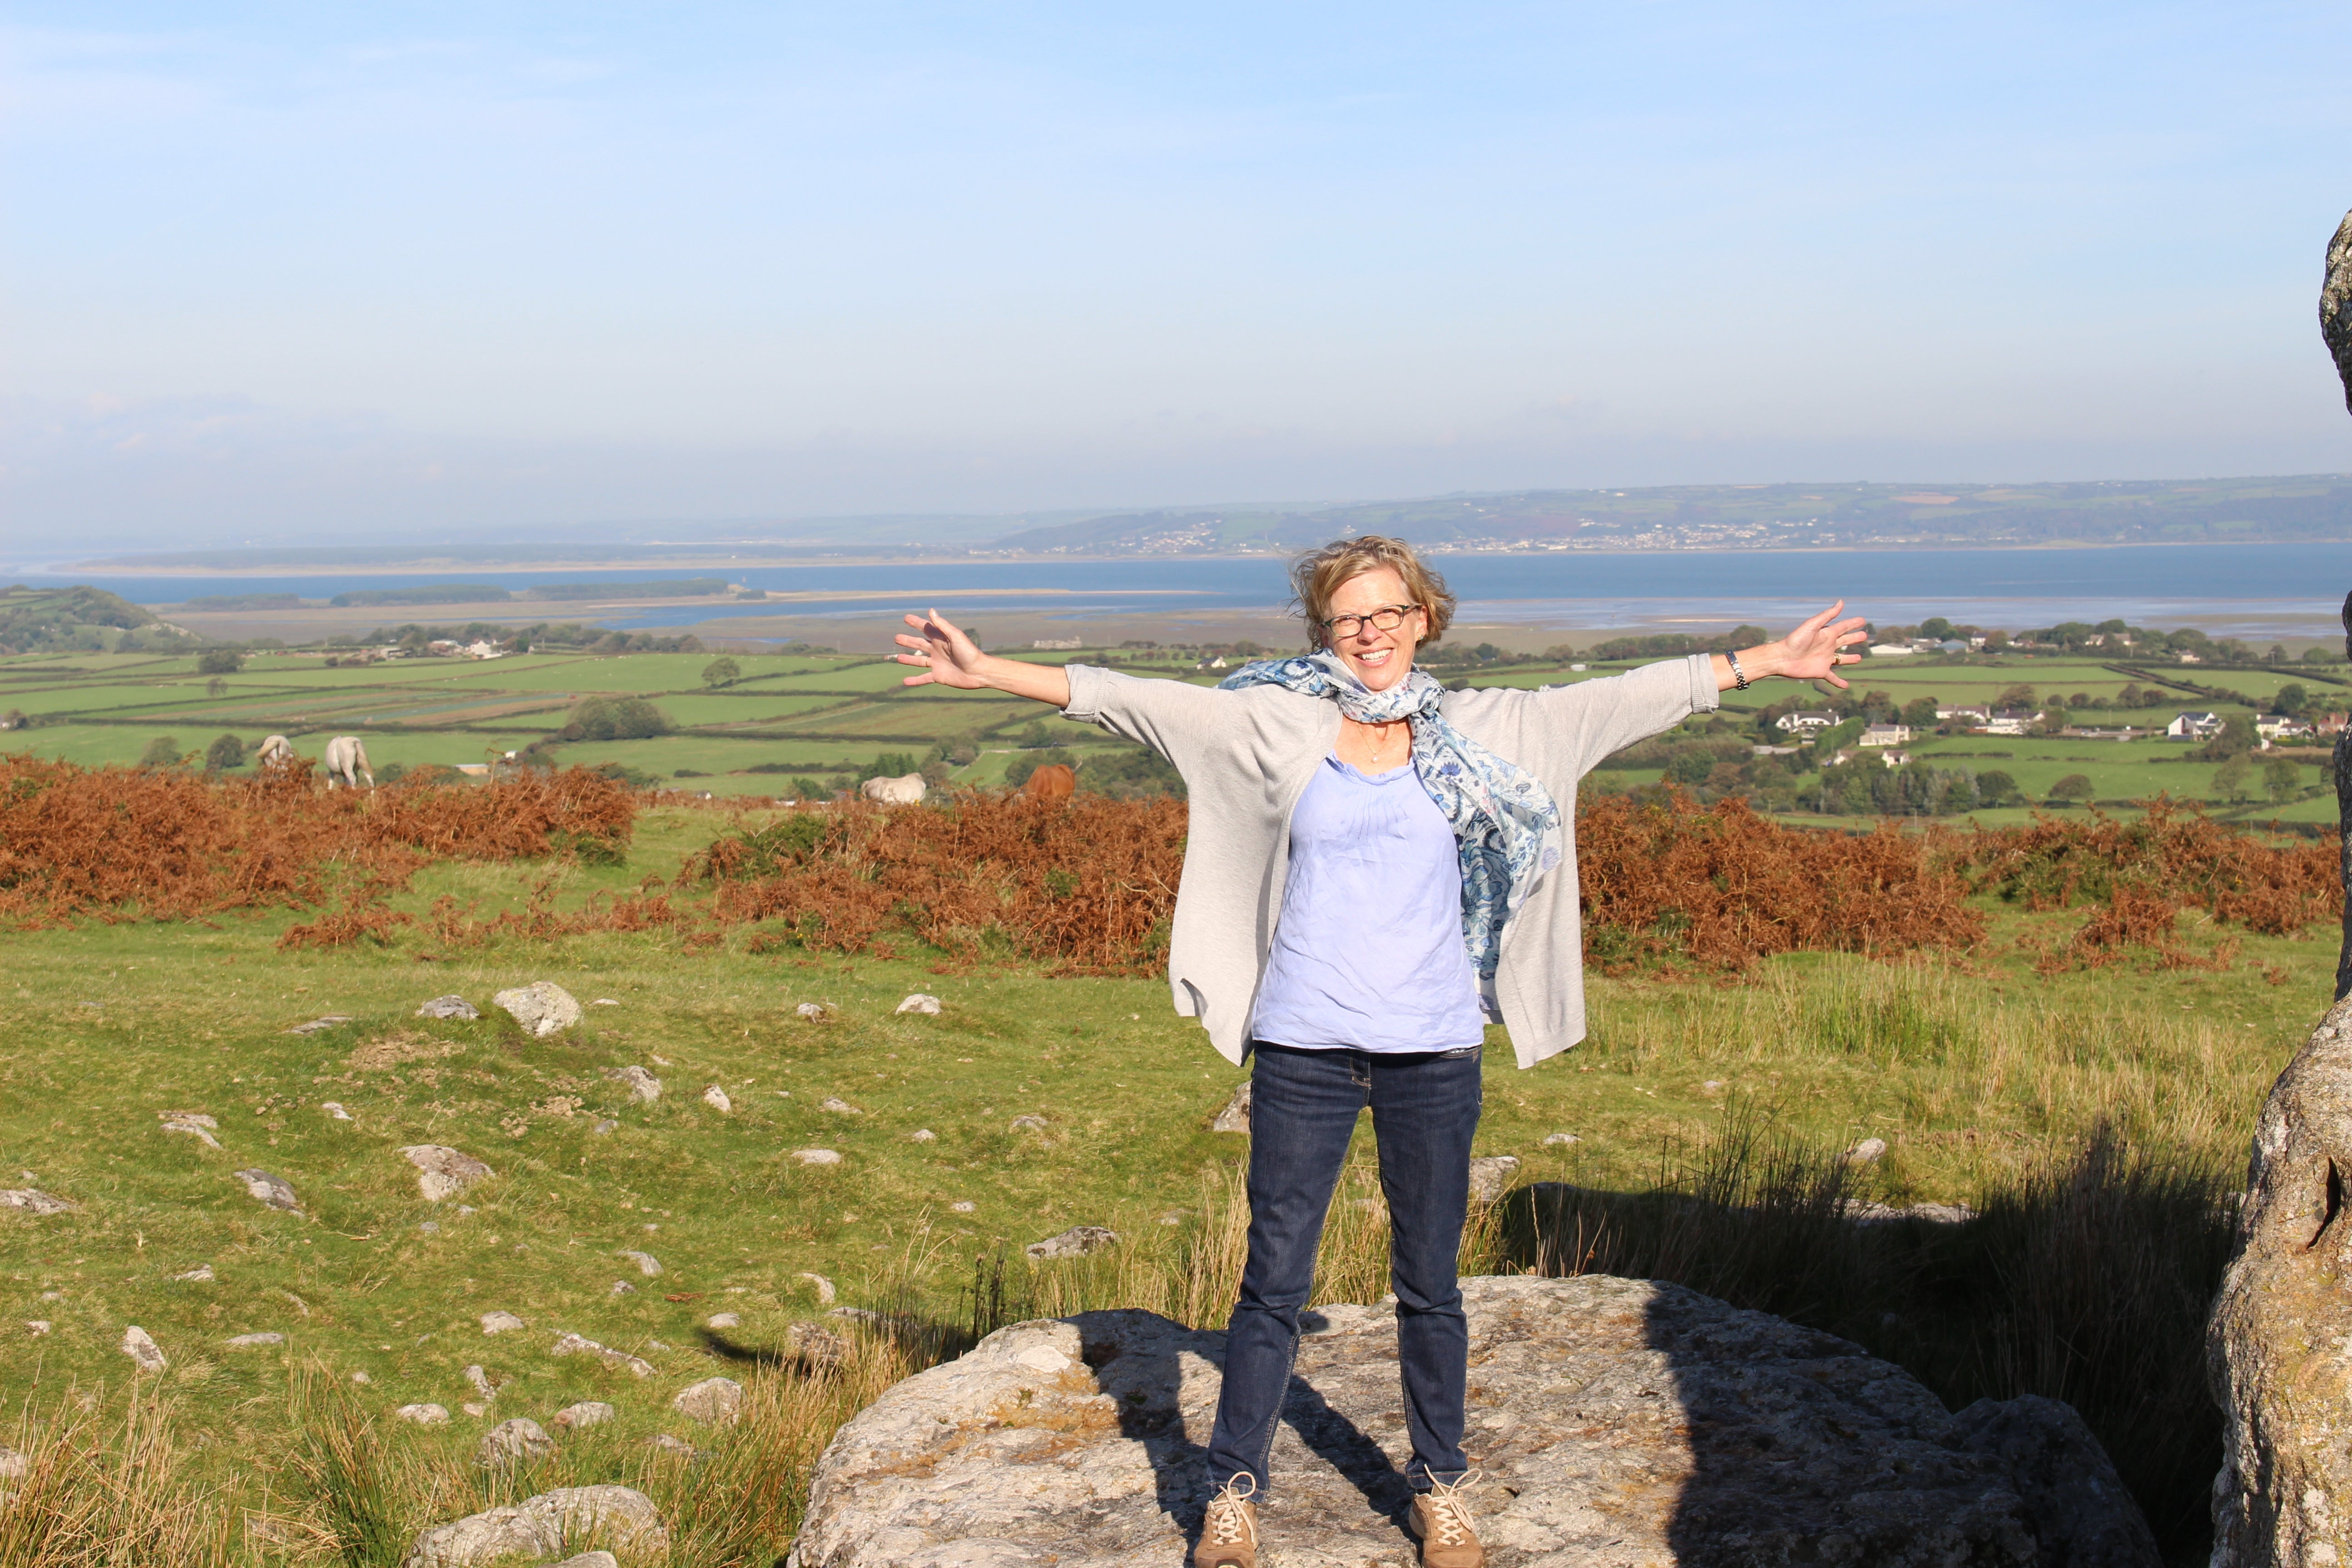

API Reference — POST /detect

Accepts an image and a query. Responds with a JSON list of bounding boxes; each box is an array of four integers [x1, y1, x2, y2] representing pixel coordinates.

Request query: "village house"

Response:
[[1936, 703, 1992, 726], [2064, 725, 2146, 741], [1875, 749, 1912, 768], [1866, 643, 1915, 657], [1774, 710, 1842, 734], [462, 640, 505, 659], [1858, 723, 1911, 747], [1984, 709, 2043, 736], [2166, 711, 2224, 740], [2318, 711, 2349, 736], [2255, 713, 2314, 742]]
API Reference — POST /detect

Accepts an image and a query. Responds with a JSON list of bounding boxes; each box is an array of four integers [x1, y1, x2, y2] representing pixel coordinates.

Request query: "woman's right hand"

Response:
[[895, 608, 995, 690]]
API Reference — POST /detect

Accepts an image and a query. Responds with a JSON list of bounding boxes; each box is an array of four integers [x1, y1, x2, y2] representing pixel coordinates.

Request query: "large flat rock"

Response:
[[791, 1274, 2153, 1568]]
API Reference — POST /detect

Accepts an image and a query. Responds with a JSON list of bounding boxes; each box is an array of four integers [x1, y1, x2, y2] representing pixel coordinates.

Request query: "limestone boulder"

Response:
[[2211, 995, 2352, 1566], [1026, 1225, 1118, 1260], [233, 1169, 299, 1213], [402, 1484, 664, 1568], [606, 1065, 661, 1103], [789, 1274, 2155, 1568], [492, 981, 581, 1039], [398, 1146, 494, 1203], [1209, 1081, 1251, 1134], [477, 1418, 554, 1465], [416, 995, 480, 1021], [671, 1376, 743, 1425]]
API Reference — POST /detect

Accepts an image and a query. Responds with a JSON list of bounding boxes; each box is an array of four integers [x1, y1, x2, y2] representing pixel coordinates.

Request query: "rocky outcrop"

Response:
[[402, 1484, 664, 1568], [2323, 210, 2352, 418], [2211, 995, 2352, 1566], [398, 1146, 494, 1203], [493, 980, 581, 1039], [792, 1274, 2155, 1568]]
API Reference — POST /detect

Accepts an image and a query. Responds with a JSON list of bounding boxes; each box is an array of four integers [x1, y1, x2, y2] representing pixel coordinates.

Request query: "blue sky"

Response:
[[6, 1, 2352, 544]]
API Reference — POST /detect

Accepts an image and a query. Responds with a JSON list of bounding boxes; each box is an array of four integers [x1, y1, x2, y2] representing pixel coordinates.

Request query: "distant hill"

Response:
[[67, 473, 2352, 572], [0, 584, 181, 654]]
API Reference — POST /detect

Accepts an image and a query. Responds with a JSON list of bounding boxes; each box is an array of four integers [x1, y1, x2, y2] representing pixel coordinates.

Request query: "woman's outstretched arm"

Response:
[[1706, 600, 1871, 691], [893, 608, 1072, 708]]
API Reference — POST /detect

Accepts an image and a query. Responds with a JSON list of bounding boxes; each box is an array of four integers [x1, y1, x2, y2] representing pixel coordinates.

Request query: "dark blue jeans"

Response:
[[1204, 1041, 1482, 1496]]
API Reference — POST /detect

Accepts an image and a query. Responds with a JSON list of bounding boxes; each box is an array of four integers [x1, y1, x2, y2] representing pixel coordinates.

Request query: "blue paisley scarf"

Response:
[[1219, 652, 1563, 980]]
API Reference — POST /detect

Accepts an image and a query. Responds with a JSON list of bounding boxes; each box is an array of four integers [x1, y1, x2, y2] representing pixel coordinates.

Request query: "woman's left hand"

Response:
[[1763, 601, 1871, 689]]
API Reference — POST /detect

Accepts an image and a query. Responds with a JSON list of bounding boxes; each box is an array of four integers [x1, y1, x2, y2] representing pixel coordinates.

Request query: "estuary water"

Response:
[[26, 540, 2352, 640]]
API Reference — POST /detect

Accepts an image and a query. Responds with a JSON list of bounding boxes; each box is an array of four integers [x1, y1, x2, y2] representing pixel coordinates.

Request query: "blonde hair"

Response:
[[1289, 535, 1456, 650]]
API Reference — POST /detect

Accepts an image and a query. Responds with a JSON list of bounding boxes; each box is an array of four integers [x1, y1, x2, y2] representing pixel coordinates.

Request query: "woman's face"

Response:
[[1322, 567, 1427, 693]]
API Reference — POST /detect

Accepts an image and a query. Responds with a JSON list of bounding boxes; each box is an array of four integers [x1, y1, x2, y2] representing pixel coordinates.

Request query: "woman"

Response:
[[895, 536, 1865, 1568]]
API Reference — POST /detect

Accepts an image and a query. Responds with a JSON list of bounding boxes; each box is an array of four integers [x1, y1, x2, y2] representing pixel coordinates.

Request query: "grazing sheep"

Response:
[[323, 735, 374, 790], [859, 772, 926, 805]]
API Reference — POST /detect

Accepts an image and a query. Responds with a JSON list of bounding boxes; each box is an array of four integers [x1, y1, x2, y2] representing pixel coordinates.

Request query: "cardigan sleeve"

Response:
[[1060, 664, 1230, 771], [1443, 655, 1720, 781]]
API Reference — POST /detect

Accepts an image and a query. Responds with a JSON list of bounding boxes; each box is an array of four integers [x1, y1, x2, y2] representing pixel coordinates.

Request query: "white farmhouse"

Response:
[[2165, 711, 2224, 740], [1774, 710, 1842, 734], [1858, 723, 1911, 748]]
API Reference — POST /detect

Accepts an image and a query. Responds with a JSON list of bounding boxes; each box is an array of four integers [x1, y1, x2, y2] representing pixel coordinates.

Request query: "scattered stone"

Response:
[[608, 1281, 634, 1297], [320, 1101, 354, 1121], [233, 1169, 301, 1213], [1159, 1211, 1185, 1226], [1845, 1137, 1890, 1164], [478, 1311, 527, 1335], [462, 1401, 488, 1419], [819, 1097, 862, 1115], [351, 1371, 372, 1384], [790, 1275, 2157, 1568], [1208, 1080, 1253, 1133], [288, 1015, 354, 1035], [797, 1003, 830, 1021], [1009, 1114, 1049, 1133], [118, 1326, 167, 1373], [0, 1444, 25, 1481], [793, 1149, 842, 1166], [492, 980, 582, 1038], [894, 993, 942, 1015], [1542, 1132, 1581, 1147], [800, 1273, 838, 1306], [394, 1403, 451, 1426], [398, 1145, 495, 1202], [552, 1401, 614, 1430], [1025, 1225, 1118, 1261], [910, 1129, 936, 1143], [416, 995, 481, 1020], [706, 1312, 741, 1329], [463, 1364, 496, 1399], [1467, 1155, 1522, 1204], [172, 1264, 215, 1283], [592, 1120, 618, 1136], [25, 1321, 51, 1336], [1847, 1200, 1977, 1225], [0, 1187, 77, 1215], [619, 1250, 662, 1277], [592, 998, 620, 1007], [648, 1434, 696, 1458], [606, 1066, 661, 1103], [670, 1377, 743, 1426], [1703, 1079, 1727, 1092], [402, 1484, 665, 1568], [950, 1201, 975, 1213], [418, 1220, 440, 1234], [159, 1111, 222, 1149], [791, 1322, 851, 1370], [225, 1332, 284, 1347], [477, 1418, 554, 1465], [701, 1085, 732, 1113], [551, 1553, 619, 1568], [549, 1332, 656, 1378]]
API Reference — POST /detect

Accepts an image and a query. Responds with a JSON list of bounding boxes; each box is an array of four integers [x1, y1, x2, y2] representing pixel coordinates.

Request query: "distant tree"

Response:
[[859, 751, 921, 783], [2275, 683, 2310, 718], [2200, 714, 2258, 760], [138, 735, 182, 769], [375, 761, 408, 784], [2048, 773, 2096, 803], [205, 676, 229, 697], [195, 648, 244, 675], [2213, 755, 2252, 801], [1982, 630, 2011, 651], [2269, 644, 2291, 665], [947, 739, 979, 767], [2265, 757, 2304, 804], [1918, 617, 1955, 641], [1900, 697, 1939, 728], [701, 656, 741, 687], [1995, 683, 2039, 710], [2303, 646, 2341, 665], [789, 776, 827, 800], [1667, 751, 1715, 785], [2033, 707, 2070, 737], [920, 760, 953, 788], [1858, 690, 1896, 722], [1974, 769, 2019, 806], [1015, 720, 1054, 749], [560, 696, 670, 741], [203, 733, 245, 771]]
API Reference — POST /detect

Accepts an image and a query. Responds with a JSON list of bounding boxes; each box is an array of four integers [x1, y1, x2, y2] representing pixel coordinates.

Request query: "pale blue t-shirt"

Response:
[[1247, 756, 1487, 1053]]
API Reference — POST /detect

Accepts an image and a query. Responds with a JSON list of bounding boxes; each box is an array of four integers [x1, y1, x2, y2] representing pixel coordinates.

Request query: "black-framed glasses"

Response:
[[1321, 603, 1421, 639]]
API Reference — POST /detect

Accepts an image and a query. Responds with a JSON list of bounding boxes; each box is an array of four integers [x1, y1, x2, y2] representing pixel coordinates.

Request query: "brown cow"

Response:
[[1021, 763, 1076, 806]]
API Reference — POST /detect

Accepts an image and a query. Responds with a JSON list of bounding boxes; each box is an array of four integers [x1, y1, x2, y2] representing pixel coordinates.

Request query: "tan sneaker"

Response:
[[1409, 1474, 1483, 1568], [1194, 1473, 1259, 1568]]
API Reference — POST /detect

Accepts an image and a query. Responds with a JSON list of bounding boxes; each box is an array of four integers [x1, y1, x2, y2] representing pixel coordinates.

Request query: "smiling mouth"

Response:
[[1355, 648, 1394, 665]]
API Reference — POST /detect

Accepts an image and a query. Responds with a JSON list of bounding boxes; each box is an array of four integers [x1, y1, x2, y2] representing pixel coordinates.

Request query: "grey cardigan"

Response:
[[1061, 654, 1721, 1069]]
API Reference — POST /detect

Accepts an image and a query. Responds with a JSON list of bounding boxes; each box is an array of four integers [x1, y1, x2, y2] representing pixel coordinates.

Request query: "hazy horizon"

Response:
[[8, 2, 2352, 549]]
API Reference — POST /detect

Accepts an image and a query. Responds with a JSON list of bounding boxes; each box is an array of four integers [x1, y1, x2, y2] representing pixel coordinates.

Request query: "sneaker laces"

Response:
[[1420, 1471, 1481, 1547], [1205, 1473, 1258, 1547]]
